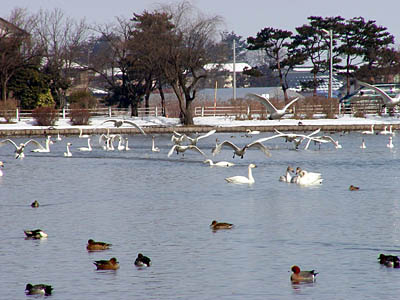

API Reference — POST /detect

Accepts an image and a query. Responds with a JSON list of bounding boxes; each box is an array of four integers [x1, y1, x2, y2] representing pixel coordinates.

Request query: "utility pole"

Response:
[[233, 39, 236, 100]]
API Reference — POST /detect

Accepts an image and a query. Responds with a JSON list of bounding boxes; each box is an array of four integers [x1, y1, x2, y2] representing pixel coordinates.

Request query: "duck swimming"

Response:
[[134, 253, 152, 267], [94, 257, 120, 270], [87, 239, 112, 251], [25, 283, 53, 296], [290, 265, 318, 283], [24, 229, 48, 239], [210, 220, 233, 230]]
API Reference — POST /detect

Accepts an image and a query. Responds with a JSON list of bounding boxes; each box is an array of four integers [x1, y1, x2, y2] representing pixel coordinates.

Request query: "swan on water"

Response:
[[360, 138, 366, 149], [78, 138, 92, 151], [248, 93, 300, 120], [151, 136, 160, 152], [295, 167, 323, 186], [56, 132, 62, 141], [124, 138, 130, 151], [64, 142, 72, 157], [380, 126, 390, 135], [361, 125, 374, 135], [167, 144, 206, 157], [279, 166, 294, 182], [387, 136, 394, 148], [117, 136, 125, 151], [0, 139, 44, 159], [225, 163, 257, 184], [79, 128, 90, 138], [31, 136, 53, 153], [203, 159, 235, 167], [0, 161, 4, 176], [212, 139, 271, 159], [100, 119, 146, 135]]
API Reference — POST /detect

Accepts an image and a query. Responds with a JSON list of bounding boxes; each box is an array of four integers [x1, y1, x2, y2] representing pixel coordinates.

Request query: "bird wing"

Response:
[[167, 145, 178, 157], [0, 139, 18, 149], [358, 81, 394, 105], [248, 93, 278, 113], [307, 128, 321, 137], [122, 120, 146, 135], [212, 140, 239, 156], [101, 120, 117, 125], [25, 139, 44, 149], [254, 133, 285, 144], [197, 129, 216, 141], [172, 130, 184, 137], [282, 97, 300, 112], [247, 141, 272, 157], [188, 145, 207, 156]]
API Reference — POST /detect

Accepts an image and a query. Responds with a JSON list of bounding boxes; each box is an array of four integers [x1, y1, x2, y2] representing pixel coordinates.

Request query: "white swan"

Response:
[[152, 136, 160, 152], [124, 138, 130, 151], [168, 144, 206, 157], [295, 168, 323, 186], [361, 125, 374, 135], [249, 93, 300, 120], [31, 136, 53, 153], [0, 139, 43, 159], [246, 129, 260, 135], [358, 81, 400, 107], [360, 138, 366, 149], [212, 139, 271, 159], [56, 132, 62, 141], [387, 136, 394, 148], [203, 159, 235, 167], [272, 128, 321, 150], [173, 129, 216, 146], [279, 166, 294, 182], [117, 137, 125, 151], [79, 128, 90, 138], [100, 119, 146, 135], [225, 163, 257, 184], [0, 161, 4, 177], [64, 142, 72, 157], [380, 126, 390, 135], [78, 138, 92, 152]]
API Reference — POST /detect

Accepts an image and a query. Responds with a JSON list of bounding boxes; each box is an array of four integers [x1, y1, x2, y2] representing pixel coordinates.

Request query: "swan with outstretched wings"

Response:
[[248, 93, 300, 120]]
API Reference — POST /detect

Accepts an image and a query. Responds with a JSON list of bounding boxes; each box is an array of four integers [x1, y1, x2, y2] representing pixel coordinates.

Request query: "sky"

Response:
[[2, 0, 400, 44]]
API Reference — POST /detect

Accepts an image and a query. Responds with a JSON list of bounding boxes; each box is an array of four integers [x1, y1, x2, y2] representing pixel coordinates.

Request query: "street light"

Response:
[[322, 29, 333, 99]]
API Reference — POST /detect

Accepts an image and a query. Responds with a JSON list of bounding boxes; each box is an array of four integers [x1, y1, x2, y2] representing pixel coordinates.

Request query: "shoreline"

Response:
[[0, 115, 399, 137]]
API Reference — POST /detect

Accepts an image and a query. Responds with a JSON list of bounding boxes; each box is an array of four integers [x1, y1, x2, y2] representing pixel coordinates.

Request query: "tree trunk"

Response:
[[158, 85, 166, 117], [1, 80, 7, 102], [184, 98, 194, 125], [130, 100, 138, 117]]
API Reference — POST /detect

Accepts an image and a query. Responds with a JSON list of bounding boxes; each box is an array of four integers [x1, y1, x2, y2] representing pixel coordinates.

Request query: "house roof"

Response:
[[204, 62, 251, 73]]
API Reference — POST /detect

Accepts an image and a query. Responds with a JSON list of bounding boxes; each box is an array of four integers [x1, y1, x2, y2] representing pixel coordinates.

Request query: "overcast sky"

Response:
[[2, 0, 400, 43]]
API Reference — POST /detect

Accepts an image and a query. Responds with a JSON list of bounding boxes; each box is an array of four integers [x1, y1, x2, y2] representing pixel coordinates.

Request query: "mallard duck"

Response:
[[24, 229, 48, 239], [134, 253, 151, 267], [94, 257, 119, 270], [290, 265, 318, 283], [25, 283, 53, 296], [86, 239, 112, 251], [210, 220, 233, 230]]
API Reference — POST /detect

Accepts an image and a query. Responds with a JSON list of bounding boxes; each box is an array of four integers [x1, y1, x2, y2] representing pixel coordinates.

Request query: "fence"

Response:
[[2, 106, 164, 121], [194, 102, 384, 118]]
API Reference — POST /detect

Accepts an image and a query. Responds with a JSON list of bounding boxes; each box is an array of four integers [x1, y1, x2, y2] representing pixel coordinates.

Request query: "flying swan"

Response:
[[212, 139, 271, 159], [100, 119, 147, 135], [358, 81, 400, 107], [248, 93, 300, 120], [0, 139, 44, 159]]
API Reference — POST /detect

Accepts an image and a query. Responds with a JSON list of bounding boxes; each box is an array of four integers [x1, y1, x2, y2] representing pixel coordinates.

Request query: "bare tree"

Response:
[[33, 8, 89, 107], [158, 1, 222, 125], [0, 8, 41, 102]]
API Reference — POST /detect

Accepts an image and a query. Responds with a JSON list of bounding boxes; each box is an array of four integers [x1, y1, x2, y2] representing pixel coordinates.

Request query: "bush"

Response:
[[32, 106, 59, 126], [0, 98, 18, 123], [69, 104, 91, 125], [68, 90, 97, 109]]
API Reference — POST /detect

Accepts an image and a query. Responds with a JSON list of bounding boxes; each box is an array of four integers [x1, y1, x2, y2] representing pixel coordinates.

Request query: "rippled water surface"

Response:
[[1, 130, 400, 299]]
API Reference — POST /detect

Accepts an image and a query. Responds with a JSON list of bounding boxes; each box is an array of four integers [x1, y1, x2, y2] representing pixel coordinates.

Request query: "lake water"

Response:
[[1, 130, 400, 299]]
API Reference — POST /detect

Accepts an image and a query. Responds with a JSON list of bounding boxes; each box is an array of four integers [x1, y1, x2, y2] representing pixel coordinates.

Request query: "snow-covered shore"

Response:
[[1, 114, 400, 135]]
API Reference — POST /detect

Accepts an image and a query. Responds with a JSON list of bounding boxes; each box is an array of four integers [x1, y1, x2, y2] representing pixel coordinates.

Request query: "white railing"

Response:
[[5, 106, 164, 121]]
